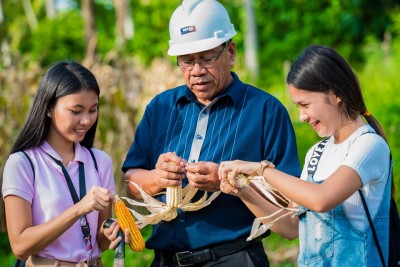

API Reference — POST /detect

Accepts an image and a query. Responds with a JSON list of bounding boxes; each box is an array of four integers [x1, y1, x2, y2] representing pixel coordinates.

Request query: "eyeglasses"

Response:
[[177, 41, 230, 71]]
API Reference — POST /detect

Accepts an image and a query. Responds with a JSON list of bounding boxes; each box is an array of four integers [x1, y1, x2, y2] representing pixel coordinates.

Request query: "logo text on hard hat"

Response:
[[180, 26, 196, 35]]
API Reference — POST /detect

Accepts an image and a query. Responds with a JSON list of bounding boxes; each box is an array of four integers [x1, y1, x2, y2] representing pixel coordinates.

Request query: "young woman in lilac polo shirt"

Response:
[[1, 61, 116, 266]]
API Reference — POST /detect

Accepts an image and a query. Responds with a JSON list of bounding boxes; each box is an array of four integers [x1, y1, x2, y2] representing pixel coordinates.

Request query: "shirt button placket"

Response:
[[188, 100, 217, 163]]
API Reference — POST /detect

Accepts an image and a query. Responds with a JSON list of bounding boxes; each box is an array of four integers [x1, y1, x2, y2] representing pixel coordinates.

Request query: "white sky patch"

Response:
[[56, 0, 76, 11]]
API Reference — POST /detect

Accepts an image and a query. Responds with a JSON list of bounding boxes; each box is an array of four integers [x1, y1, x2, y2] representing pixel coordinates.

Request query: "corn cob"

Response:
[[166, 161, 182, 208], [114, 194, 145, 251], [166, 186, 182, 208]]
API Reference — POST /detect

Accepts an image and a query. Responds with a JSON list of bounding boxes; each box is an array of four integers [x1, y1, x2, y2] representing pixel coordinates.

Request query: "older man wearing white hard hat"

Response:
[[122, 1, 301, 266]]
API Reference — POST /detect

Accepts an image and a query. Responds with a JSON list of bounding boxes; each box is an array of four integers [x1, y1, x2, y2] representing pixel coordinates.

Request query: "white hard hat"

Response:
[[168, 0, 237, 56]]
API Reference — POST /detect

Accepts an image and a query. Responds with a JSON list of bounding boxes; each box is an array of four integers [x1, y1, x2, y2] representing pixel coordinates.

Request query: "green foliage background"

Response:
[[1, 1, 400, 266]]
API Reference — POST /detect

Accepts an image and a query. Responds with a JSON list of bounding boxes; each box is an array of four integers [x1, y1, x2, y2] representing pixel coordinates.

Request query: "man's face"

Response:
[[177, 41, 236, 105]]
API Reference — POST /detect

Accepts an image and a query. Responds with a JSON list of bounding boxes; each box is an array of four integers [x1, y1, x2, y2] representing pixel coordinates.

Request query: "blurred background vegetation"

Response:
[[1, 0, 400, 266]]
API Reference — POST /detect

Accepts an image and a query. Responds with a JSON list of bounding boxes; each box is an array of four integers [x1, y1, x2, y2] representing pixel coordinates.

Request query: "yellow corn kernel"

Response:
[[114, 194, 145, 251]]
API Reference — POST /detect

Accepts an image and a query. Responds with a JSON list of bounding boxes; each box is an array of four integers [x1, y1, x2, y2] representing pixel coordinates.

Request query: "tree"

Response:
[[21, 0, 38, 31], [114, 0, 134, 48], [82, 0, 98, 66], [45, 0, 56, 19], [244, 0, 259, 81], [0, 0, 4, 24]]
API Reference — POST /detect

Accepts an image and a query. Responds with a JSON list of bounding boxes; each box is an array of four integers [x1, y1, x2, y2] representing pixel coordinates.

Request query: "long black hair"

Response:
[[1, 60, 100, 231], [287, 45, 387, 142], [11, 60, 100, 153]]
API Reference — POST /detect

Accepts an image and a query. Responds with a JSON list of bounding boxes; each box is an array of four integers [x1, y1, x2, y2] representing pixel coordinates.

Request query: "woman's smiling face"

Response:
[[48, 89, 98, 145], [288, 84, 342, 138]]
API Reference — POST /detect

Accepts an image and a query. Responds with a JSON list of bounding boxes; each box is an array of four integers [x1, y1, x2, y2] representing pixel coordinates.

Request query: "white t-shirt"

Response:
[[300, 124, 390, 230]]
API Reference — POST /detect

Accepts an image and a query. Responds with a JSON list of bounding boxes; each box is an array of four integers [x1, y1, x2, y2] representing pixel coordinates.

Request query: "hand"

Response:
[[220, 174, 240, 195], [78, 186, 113, 215], [154, 152, 187, 189], [186, 161, 220, 191], [102, 218, 131, 249], [218, 160, 260, 183]]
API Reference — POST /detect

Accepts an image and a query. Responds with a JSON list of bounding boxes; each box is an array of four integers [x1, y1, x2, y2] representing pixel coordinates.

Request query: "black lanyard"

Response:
[[48, 154, 93, 259]]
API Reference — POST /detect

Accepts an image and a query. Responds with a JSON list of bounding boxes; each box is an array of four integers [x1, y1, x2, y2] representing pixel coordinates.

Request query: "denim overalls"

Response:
[[296, 142, 391, 266]]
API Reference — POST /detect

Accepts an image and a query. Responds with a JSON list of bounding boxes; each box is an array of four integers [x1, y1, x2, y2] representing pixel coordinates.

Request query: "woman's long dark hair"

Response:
[[287, 45, 394, 196], [1, 60, 100, 231]]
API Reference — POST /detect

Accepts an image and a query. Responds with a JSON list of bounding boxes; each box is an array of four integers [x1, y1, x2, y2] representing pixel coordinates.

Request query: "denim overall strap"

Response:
[[295, 139, 328, 217], [306, 138, 329, 179]]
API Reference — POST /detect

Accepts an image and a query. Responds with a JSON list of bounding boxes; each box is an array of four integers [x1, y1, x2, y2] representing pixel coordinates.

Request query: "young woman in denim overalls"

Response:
[[219, 45, 391, 266]]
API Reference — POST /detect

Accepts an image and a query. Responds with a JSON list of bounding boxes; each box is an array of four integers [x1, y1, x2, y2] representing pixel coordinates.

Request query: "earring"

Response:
[[47, 111, 51, 118]]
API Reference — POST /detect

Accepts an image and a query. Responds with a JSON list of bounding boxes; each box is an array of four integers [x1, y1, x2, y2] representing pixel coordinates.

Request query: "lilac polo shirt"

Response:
[[2, 141, 116, 262]]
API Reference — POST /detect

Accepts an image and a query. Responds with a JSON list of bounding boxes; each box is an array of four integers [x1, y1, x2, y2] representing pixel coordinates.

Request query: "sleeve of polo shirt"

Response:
[[122, 103, 154, 173], [262, 99, 301, 177], [2, 152, 35, 203]]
